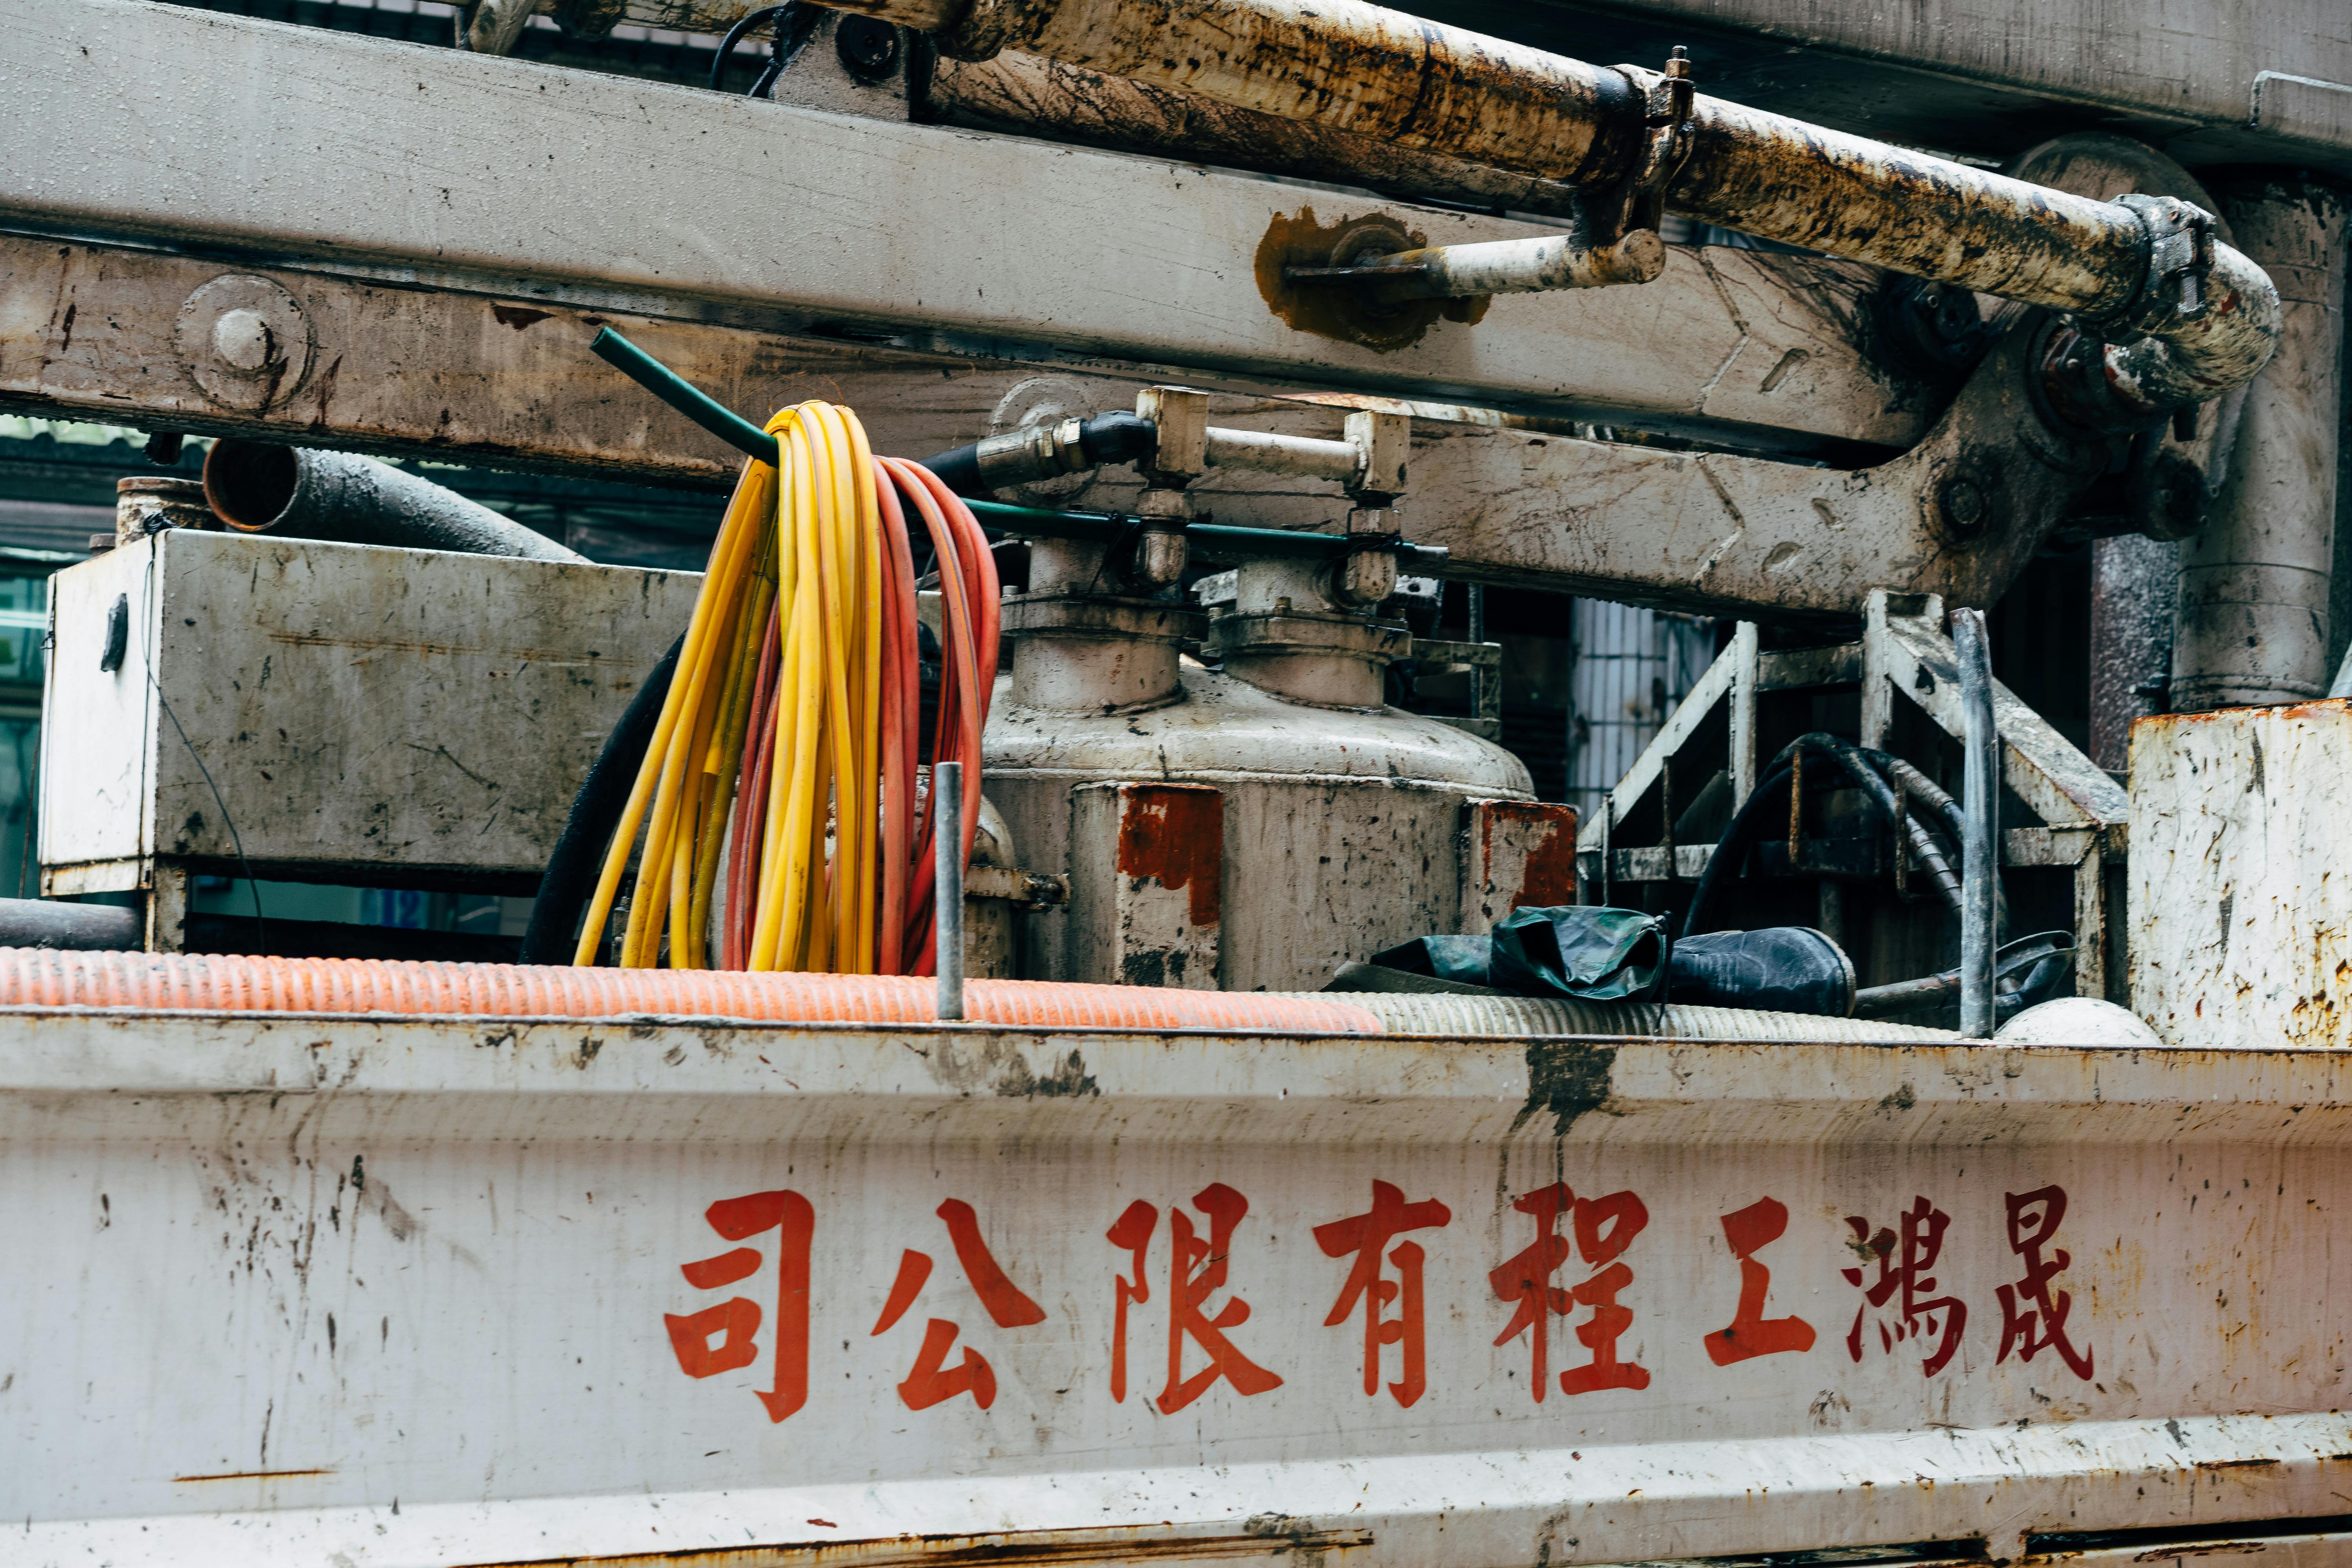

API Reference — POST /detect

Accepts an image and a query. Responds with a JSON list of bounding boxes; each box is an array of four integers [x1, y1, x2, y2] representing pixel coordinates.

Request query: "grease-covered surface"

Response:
[[3, 1011, 2348, 1564], [0, 3, 1937, 452]]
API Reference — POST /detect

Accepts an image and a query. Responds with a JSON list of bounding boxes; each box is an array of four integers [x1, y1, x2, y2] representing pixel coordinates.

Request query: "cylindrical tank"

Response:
[[984, 543, 1532, 991]]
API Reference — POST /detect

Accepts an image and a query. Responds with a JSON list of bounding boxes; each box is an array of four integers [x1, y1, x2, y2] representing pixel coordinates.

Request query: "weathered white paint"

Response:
[[1, 1010, 2348, 1564], [0, 0, 1933, 450], [2129, 698, 2352, 1048], [38, 531, 697, 887]]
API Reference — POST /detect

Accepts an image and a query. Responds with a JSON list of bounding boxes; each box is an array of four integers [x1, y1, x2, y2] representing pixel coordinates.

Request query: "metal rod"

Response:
[[589, 327, 1450, 573], [1285, 231, 1665, 301], [934, 759, 965, 1022], [1951, 608, 2000, 1037]]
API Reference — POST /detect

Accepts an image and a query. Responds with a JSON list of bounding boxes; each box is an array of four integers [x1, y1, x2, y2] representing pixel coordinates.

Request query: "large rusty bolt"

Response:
[[1936, 474, 1994, 543]]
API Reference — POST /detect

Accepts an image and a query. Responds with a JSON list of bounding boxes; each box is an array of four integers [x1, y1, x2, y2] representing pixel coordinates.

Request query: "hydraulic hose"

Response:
[[562, 383, 999, 977], [520, 632, 685, 965], [1680, 733, 1964, 939], [0, 948, 1383, 1032], [918, 411, 1157, 496], [590, 329, 1450, 576]]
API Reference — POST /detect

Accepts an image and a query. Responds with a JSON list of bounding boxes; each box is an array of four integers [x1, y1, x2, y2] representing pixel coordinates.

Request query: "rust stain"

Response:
[[1116, 782, 1223, 926], [492, 303, 556, 330], [1483, 800, 1579, 909], [174, 1468, 334, 1483], [460, 1525, 1372, 1568], [1254, 207, 1487, 354]]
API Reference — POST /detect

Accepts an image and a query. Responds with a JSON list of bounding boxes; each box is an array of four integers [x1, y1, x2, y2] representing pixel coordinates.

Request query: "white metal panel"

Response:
[[38, 537, 156, 875], [37, 531, 700, 884], [2, 1012, 2349, 1563]]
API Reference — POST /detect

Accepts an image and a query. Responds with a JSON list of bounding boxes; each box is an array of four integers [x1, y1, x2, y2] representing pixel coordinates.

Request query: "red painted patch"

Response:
[[1116, 784, 1223, 926], [1481, 800, 1579, 910]]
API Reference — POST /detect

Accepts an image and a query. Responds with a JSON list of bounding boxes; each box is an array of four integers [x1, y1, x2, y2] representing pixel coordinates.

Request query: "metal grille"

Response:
[[1564, 599, 1715, 825]]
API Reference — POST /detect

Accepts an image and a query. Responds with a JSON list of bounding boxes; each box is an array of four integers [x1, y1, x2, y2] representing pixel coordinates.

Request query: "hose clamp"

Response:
[[2105, 194, 2219, 334], [1593, 47, 1697, 245]]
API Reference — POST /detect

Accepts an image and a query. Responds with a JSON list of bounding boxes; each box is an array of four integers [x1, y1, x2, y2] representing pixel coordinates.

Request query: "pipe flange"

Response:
[[174, 275, 316, 412], [1000, 593, 1206, 646], [1209, 611, 1410, 664]]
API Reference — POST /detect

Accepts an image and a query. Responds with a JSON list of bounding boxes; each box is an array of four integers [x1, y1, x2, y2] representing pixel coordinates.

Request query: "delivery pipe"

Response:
[[2176, 176, 2349, 711], [204, 441, 586, 563], [795, 0, 2279, 416]]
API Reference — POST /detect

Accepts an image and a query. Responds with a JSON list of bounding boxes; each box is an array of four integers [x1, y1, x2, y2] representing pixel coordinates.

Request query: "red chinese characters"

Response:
[[664, 1189, 815, 1422], [1996, 1185, 2093, 1379], [1315, 1180, 1454, 1407], [1490, 1183, 1651, 1400], [1106, 1183, 1285, 1413], [1843, 1196, 1966, 1376], [1704, 1197, 1817, 1365], [872, 1198, 1047, 1410]]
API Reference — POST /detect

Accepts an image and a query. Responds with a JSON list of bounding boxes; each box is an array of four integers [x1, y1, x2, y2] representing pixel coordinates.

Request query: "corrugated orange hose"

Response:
[[0, 949, 1384, 1032]]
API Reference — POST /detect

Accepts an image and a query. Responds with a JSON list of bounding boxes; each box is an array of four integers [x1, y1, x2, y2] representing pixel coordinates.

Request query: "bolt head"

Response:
[[1939, 475, 1990, 538], [212, 309, 275, 372]]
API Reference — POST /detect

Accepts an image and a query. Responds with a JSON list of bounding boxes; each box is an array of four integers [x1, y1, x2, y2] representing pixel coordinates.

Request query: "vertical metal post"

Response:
[[1466, 583, 1486, 725], [1952, 608, 1999, 1036], [935, 759, 965, 1020]]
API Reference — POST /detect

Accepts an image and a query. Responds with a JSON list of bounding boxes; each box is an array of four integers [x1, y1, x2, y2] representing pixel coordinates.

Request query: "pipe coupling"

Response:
[[2042, 196, 2283, 431]]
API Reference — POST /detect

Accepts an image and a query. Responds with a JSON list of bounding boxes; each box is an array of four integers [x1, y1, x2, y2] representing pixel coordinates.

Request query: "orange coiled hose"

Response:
[[577, 411, 998, 978], [0, 949, 1384, 1032]]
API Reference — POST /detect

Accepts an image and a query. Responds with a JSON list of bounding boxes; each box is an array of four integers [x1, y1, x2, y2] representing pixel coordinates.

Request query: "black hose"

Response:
[[520, 633, 686, 965], [918, 410, 1163, 499], [710, 4, 810, 94], [918, 441, 986, 497], [1681, 733, 1965, 938], [0, 897, 142, 951], [1080, 411, 1158, 466]]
